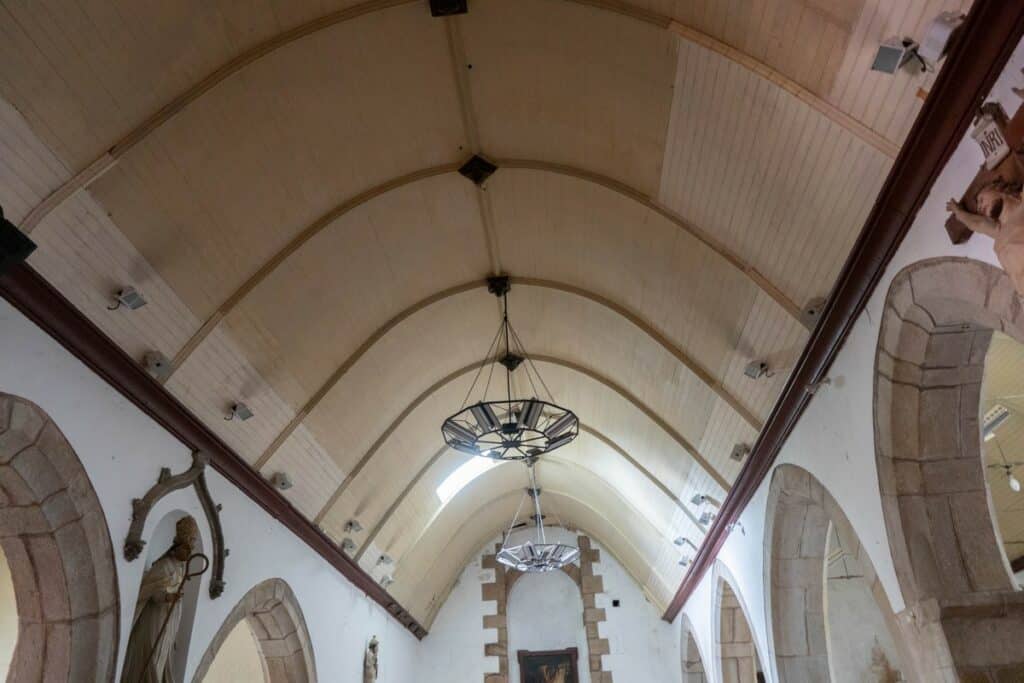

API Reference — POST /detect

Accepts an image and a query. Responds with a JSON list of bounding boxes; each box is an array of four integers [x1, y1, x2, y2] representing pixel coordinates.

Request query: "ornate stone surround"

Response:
[[0, 393, 120, 681], [875, 257, 1024, 681], [481, 534, 612, 683]]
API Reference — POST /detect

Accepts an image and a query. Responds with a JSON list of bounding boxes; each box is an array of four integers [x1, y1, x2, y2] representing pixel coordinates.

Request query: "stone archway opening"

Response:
[[680, 615, 706, 683], [714, 573, 764, 683], [0, 392, 120, 681], [765, 464, 907, 683], [875, 257, 1024, 679], [192, 578, 316, 683]]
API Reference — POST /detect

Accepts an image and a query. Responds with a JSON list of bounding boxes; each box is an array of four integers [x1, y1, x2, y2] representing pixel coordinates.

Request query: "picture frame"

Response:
[[517, 647, 579, 683]]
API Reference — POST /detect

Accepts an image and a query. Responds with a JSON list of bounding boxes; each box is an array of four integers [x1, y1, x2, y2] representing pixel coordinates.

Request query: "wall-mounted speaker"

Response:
[[0, 206, 36, 277]]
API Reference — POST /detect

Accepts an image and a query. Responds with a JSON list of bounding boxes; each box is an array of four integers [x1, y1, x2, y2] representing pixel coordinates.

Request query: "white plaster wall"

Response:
[[508, 570, 592, 683], [0, 299, 420, 682], [678, 37, 1024, 683], [420, 526, 681, 683]]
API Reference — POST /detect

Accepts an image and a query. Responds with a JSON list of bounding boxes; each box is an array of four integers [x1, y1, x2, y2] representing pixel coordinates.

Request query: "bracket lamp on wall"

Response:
[[225, 402, 254, 422], [730, 443, 751, 462], [690, 493, 721, 508], [344, 519, 363, 533], [744, 361, 773, 380], [108, 286, 148, 311], [269, 471, 293, 491], [377, 554, 394, 566], [340, 538, 356, 554], [380, 575, 395, 588]]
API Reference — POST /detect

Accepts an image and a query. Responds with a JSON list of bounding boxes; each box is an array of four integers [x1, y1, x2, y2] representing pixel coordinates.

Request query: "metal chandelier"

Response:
[[496, 457, 580, 573], [440, 277, 579, 462]]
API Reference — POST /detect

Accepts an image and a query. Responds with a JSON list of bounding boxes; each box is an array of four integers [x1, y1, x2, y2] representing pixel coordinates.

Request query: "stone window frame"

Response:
[[0, 393, 120, 681], [763, 463, 908, 682], [874, 256, 1024, 680], [481, 534, 612, 683], [191, 577, 316, 682]]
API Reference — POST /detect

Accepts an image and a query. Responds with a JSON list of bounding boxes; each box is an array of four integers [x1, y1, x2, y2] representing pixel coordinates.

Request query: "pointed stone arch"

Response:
[[680, 613, 707, 683], [712, 563, 764, 683], [0, 392, 119, 681], [874, 257, 1024, 679], [192, 578, 316, 683], [764, 463, 908, 682]]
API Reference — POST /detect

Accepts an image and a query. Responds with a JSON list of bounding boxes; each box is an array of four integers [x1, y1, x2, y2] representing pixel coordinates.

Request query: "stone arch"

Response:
[[712, 564, 764, 683], [874, 257, 1024, 679], [680, 614, 707, 683], [191, 578, 316, 683], [480, 533, 610, 682], [764, 463, 908, 682], [0, 392, 119, 681]]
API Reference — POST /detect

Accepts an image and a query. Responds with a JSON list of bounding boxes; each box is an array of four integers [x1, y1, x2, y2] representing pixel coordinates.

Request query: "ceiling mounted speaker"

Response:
[[430, 0, 468, 17], [458, 155, 497, 186], [0, 206, 36, 277]]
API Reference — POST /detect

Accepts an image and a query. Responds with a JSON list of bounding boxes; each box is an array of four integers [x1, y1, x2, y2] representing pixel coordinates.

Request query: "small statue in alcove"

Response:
[[363, 635, 379, 682], [120, 516, 200, 683], [948, 180, 1024, 297]]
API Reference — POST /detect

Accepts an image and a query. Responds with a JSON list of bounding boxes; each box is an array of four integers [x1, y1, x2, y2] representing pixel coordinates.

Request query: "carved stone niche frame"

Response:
[[124, 451, 228, 598]]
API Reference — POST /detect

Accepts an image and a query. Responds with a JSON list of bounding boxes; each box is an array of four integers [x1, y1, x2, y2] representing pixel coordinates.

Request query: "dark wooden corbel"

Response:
[[124, 451, 229, 598]]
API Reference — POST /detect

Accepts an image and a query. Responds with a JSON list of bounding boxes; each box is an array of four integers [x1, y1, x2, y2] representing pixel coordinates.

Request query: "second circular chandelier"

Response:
[[441, 276, 579, 462]]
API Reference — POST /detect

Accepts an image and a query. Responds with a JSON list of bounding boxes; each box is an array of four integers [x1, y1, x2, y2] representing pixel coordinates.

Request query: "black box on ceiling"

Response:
[[430, 0, 468, 17], [459, 155, 497, 186], [0, 208, 36, 277]]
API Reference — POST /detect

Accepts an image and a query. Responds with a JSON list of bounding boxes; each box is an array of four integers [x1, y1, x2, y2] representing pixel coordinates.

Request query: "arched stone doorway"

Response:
[[191, 578, 316, 682], [875, 257, 1024, 679], [680, 614, 706, 683], [713, 567, 764, 683], [765, 464, 907, 682], [0, 392, 119, 681]]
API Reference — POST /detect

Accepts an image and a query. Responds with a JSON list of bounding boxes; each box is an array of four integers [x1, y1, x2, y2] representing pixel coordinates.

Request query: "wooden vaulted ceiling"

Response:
[[0, 0, 971, 626]]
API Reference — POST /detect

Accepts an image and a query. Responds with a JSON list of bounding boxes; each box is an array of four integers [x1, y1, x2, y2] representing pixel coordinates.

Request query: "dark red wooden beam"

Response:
[[0, 263, 427, 639], [663, 0, 1024, 622]]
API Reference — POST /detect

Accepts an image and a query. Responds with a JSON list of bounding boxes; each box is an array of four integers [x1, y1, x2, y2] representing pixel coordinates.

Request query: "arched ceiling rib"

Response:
[[312, 353, 729, 527], [162, 162, 803, 390], [16, 0, 899, 236], [352, 422, 705, 563], [254, 275, 762, 481], [391, 459, 683, 621]]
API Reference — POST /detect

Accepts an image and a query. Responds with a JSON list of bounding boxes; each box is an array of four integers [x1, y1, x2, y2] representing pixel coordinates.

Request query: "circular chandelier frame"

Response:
[[496, 459, 580, 573], [439, 276, 579, 462]]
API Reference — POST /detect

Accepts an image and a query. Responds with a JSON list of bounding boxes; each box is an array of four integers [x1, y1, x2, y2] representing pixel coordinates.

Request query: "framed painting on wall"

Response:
[[517, 647, 579, 683]]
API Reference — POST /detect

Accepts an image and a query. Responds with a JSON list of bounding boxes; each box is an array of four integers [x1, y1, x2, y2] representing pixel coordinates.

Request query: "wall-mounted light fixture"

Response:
[[730, 443, 751, 462], [341, 538, 356, 554], [344, 519, 363, 533], [377, 554, 393, 566], [108, 286, 147, 311], [380, 575, 395, 588], [744, 361, 773, 380], [225, 402, 254, 421]]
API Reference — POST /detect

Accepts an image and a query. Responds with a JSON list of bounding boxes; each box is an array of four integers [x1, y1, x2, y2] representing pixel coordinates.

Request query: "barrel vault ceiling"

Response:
[[0, 0, 971, 627]]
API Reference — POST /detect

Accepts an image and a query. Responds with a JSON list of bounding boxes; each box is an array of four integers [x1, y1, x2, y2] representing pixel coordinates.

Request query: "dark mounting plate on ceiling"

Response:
[[487, 275, 510, 297], [459, 154, 497, 186], [429, 0, 468, 17], [0, 206, 37, 277], [500, 353, 524, 372]]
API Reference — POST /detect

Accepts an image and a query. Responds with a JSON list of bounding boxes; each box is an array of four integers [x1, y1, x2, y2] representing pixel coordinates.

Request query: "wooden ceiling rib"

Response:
[[157, 160, 805, 390], [313, 353, 730, 528], [251, 275, 763, 485], [352, 421, 706, 563], [14, 0, 899, 236]]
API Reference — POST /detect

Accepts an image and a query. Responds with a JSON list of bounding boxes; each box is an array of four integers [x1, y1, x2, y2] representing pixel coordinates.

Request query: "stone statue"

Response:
[[120, 516, 200, 683], [948, 180, 1024, 297], [363, 635, 379, 683]]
